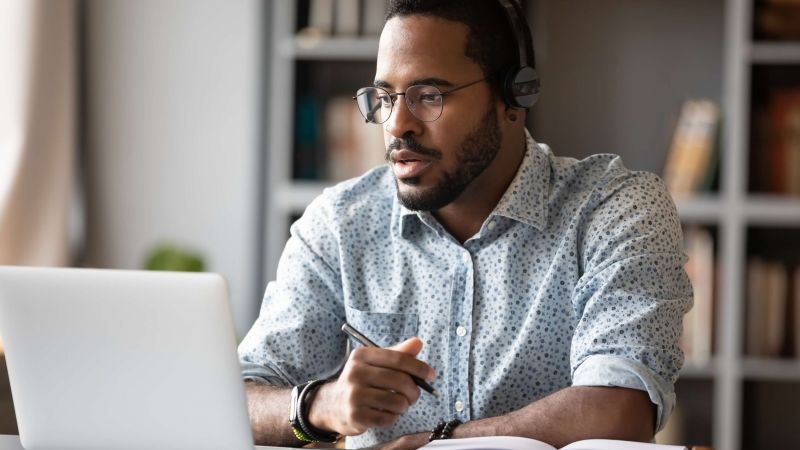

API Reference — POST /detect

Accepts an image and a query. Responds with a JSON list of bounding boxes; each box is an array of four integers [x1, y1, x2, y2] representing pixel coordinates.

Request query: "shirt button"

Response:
[[455, 400, 465, 412], [487, 221, 496, 231], [456, 326, 467, 337], [462, 253, 470, 263]]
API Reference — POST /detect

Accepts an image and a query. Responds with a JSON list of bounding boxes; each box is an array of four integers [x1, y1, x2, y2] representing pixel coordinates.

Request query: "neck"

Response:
[[433, 127, 527, 244]]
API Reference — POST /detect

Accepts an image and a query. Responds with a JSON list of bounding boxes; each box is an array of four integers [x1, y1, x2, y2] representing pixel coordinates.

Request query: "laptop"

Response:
[[0, 266, 280, 450]]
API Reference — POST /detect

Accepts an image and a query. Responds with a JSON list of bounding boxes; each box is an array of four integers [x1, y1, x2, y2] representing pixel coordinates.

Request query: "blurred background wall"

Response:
[[82, 0, 263, 336]]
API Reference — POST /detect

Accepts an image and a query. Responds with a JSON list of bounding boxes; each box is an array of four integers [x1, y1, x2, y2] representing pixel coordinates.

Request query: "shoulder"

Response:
[[547, 149, 671, 208], [300, 166, 396, 231]]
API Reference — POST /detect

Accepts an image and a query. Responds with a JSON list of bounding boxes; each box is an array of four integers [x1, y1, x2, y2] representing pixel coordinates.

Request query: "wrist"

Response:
[[289, 380, 340, 444], [306, 381, 337, 435]]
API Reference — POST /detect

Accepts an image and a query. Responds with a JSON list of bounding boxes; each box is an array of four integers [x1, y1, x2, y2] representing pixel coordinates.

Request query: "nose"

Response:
[[384, 94, 424, 139]]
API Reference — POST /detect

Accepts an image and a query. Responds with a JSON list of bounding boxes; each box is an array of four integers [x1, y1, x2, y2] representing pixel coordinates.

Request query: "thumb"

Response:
[[388, 336, 423, 356]]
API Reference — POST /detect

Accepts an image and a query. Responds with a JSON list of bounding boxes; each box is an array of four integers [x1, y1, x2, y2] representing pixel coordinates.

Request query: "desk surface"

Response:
[[0, 435, 293, 449], [0, 436, 21, 450]]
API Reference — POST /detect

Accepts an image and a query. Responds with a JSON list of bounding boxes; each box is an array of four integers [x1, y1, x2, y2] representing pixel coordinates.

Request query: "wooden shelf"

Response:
[[680, 360, 718, 379], [750, 42, 800, 64], [273, 181, 329, 213], [279, 36, 379, 60], [676, 195, 724, 223], [742, 357, 800, 381], [743, 195, 800, 225]]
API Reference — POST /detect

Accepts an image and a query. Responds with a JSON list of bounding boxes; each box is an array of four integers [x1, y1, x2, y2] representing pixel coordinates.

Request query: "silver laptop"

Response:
[[0, 266, 263, 450]]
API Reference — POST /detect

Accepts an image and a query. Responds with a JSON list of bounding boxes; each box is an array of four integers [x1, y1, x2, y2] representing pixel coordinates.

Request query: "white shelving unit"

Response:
[[263, 1, 800, 448], [264, 1, 380, 280], [675, 1, 800, 449]]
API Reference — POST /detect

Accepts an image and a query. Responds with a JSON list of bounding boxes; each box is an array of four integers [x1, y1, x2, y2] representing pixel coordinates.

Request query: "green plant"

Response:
[[144, 244, 205, 272]]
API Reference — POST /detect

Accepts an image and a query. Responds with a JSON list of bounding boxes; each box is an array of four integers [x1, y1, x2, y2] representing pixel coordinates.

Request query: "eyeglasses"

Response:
[[352, 77, 488, 124]]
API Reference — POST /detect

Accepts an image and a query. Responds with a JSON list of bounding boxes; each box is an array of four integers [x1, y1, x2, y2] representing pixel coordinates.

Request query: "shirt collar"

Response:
[[492, 129, 550, 230], [395, 129, 550, 238]]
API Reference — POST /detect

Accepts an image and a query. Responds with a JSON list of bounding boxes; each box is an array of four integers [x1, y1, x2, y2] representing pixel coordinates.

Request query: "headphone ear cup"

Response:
[[504, 65, 540, 109]]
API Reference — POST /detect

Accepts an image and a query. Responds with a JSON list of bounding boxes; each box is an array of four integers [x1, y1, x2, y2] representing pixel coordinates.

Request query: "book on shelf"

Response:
[[662, 99, 720, 200], [323, 95, 386, 181], [746, 258, 789, 357], [301, 0, 387, 37], [793, 266, 800, 358], [755, 0, 800, 40], [680, 226, 715, 366], [362, 0, 388, 36], [334, 0, 359, 36], [421, 436, 686, 450], [768, 89, 800, 195], [794, 265, 800, 357], [294, 95, 324, 180], [304, 0, 334, 36]]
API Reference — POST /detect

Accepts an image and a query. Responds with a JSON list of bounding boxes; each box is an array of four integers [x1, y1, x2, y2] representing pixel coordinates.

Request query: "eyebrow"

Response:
[[373, 77, 455, 90]]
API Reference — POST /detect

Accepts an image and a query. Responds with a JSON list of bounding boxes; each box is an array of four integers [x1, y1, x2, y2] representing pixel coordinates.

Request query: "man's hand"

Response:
[[308, 337, 436, 436]]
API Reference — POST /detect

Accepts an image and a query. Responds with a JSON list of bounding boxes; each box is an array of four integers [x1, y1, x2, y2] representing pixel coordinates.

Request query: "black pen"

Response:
[[341, 322, 438, 397]]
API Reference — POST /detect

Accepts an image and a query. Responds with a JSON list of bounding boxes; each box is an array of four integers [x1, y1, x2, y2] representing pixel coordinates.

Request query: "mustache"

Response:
[[385, 135, 442, 161]]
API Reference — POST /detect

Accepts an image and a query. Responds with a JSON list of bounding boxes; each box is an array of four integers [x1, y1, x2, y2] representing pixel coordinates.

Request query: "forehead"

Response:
[[376, 16, 483, 86]]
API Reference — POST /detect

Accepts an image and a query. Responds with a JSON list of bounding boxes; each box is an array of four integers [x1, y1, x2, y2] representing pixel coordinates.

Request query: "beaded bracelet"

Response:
[[428, 419, 462, 441]]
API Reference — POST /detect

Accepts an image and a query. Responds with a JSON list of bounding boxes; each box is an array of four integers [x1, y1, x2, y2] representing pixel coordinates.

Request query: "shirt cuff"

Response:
[[240, 361, 293, 387], [571, 354, 675, 432]]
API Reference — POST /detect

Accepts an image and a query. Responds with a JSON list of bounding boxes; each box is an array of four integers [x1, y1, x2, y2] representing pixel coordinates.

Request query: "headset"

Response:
[[497, 0, 541, 109]]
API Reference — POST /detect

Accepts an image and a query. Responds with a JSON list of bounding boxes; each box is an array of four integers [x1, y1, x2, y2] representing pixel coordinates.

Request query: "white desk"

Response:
[[0, 436, 20, 450], [0, 435, 293, 449]]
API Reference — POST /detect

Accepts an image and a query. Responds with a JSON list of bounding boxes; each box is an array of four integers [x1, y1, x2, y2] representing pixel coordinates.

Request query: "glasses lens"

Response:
[[355, 87, 392, 124], [406, 85, 443, 122]]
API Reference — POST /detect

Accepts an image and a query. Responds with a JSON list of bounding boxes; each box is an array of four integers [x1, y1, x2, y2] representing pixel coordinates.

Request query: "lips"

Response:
[[389, 150, 434, 179]]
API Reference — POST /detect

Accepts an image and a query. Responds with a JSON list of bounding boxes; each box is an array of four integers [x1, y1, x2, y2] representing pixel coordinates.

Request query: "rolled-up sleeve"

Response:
[[570, 171, 693, 431], [238, 191, 348, 386]]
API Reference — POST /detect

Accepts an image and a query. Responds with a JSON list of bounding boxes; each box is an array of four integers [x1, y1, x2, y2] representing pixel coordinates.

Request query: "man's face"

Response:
[[376, 16, 503, 211]]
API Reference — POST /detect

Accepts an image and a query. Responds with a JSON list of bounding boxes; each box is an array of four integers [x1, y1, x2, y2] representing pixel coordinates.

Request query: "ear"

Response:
[[503, 105, 522, 123]]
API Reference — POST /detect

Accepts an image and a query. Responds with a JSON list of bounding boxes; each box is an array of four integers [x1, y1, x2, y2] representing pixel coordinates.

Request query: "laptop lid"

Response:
[[0, 266, 254, 450]]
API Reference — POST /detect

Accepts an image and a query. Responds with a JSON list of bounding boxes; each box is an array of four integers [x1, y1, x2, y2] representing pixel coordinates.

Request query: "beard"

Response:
[[387, 104, 502, 212]]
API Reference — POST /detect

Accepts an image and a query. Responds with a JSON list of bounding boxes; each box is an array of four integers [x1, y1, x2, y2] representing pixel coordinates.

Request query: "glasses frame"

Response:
[[352, 76, 490, 124]]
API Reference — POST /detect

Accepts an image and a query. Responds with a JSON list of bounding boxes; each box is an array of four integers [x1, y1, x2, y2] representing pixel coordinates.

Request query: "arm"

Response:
[[244, 383, 297, 447], [451, 385, 654, 444], [380, 386, 653, 450]]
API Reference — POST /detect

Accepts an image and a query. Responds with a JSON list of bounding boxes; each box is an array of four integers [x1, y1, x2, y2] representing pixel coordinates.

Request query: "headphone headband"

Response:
[[497, 0, 530, 69], [495, 0, 540, 109]]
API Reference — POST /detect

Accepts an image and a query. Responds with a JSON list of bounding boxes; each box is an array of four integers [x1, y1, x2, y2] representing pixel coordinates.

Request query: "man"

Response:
[[239, 1, 692, 448]]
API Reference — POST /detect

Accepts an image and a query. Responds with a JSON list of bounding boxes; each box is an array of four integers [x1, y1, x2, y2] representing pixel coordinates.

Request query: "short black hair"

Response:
[[385, 0, 527, 98]]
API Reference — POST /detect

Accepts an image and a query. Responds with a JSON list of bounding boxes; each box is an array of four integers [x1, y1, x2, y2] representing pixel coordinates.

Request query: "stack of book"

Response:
[[746, 258, 800, 358], [323, 96, 386, 181], [751, 88, 800, 195], [755, 0, 800, 41], [294, 95, 385, 181], [662, 99, 720, 200], [680, 227, 715, 366], [299, 0, 387, 37]]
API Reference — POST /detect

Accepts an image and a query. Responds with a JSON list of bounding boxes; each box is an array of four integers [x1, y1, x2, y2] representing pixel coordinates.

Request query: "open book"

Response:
[[422, 436, 687, 450]]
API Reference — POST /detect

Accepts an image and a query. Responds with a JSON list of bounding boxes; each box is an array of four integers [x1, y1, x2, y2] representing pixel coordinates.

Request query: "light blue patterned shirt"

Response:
[[239, 131, 692, 448]]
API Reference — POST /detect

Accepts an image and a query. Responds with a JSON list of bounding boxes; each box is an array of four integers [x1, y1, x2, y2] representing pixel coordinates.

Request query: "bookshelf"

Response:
[[261, 1, 800, 449]]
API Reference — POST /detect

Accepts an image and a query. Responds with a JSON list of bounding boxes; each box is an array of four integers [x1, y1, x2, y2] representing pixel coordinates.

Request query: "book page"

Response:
[[561, 439, 687, 450], [421, 436, 555, 450]]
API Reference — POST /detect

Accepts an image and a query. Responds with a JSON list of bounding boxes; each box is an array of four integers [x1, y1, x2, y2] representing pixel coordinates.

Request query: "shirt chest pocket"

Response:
[[344, 306, 419, 348]]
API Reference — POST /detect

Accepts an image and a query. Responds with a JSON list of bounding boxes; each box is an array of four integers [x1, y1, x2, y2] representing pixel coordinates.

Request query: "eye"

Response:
[[419, 93, 442, 104], [377, 94, 392, 106]]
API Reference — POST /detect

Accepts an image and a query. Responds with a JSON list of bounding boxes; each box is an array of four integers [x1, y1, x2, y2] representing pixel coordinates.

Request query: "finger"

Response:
[[346, 362, 422, 405], [357, 386, 413, 415], [350, 346, 436, 383], [347, 405, 400, 432], [388, 336, 423, 356]]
